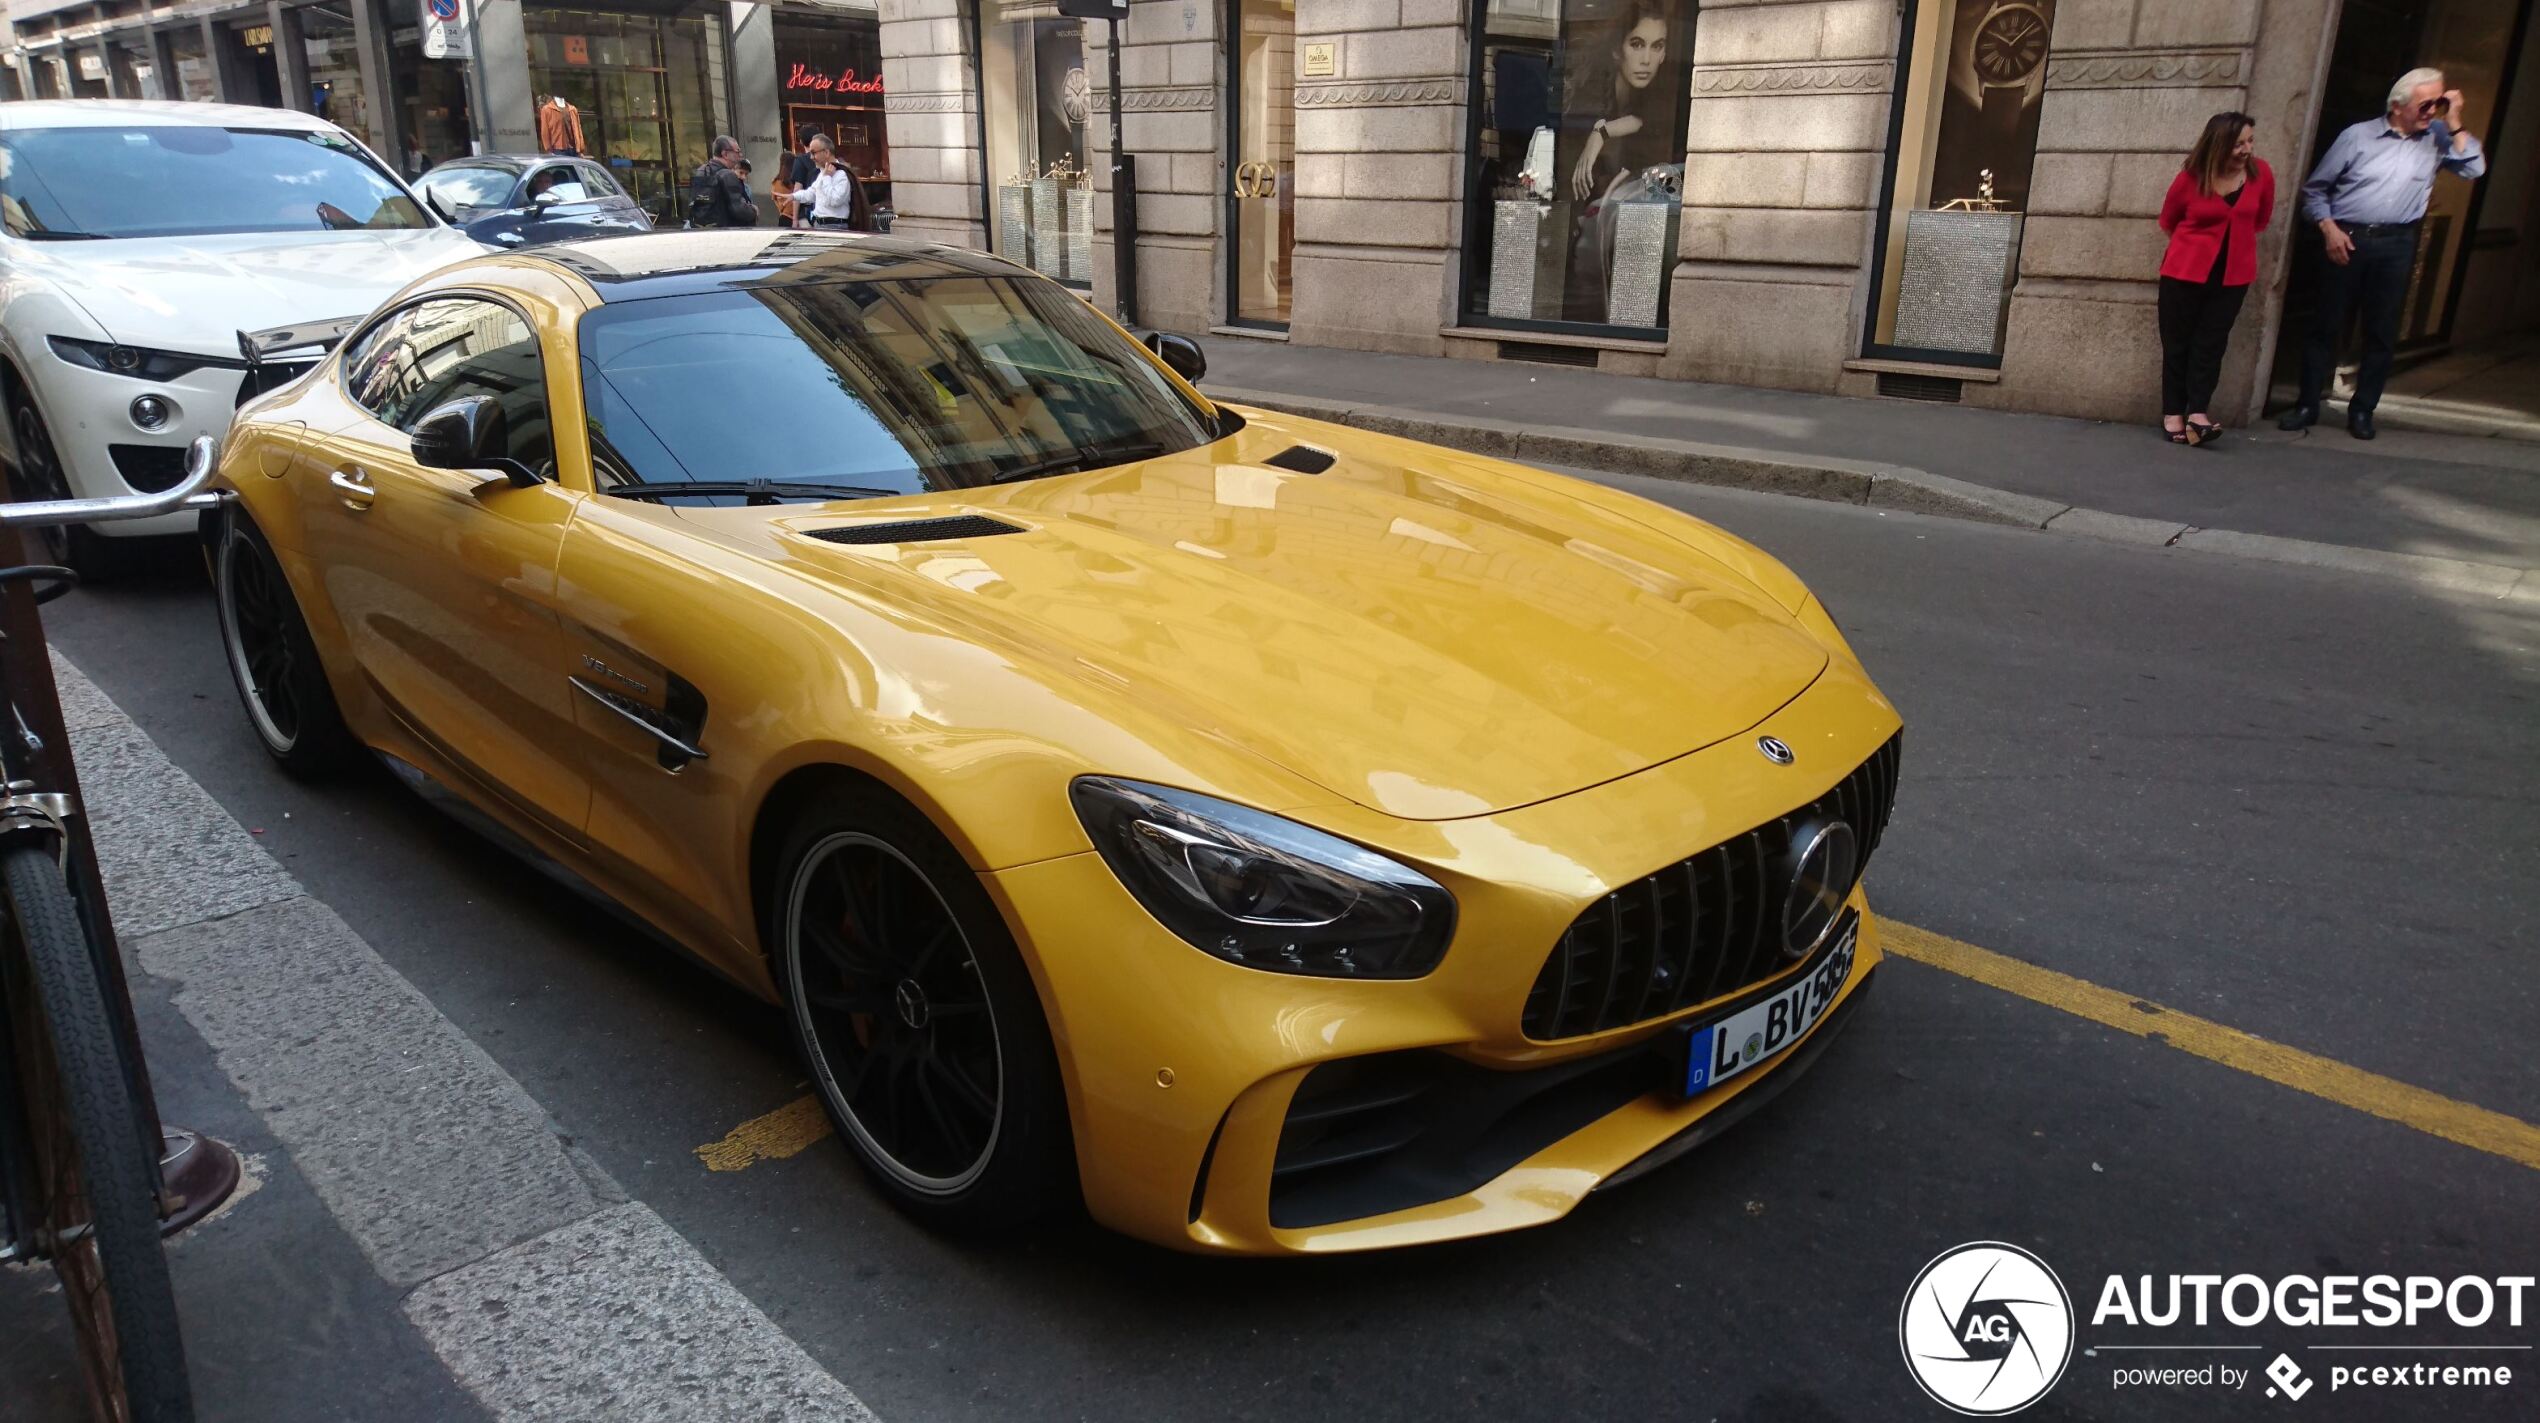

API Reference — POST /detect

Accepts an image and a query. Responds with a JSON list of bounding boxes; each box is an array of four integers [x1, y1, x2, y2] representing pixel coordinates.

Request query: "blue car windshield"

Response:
[[0, 126, 428, 239], [576, 275, 1217, 496]]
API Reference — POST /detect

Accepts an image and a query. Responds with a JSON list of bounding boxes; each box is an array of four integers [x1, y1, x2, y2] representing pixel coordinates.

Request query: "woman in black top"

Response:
[[1568, 0, 1673, 202]]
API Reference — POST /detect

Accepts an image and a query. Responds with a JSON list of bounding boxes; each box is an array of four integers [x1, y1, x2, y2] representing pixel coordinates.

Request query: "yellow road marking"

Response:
[[691, 924, 2540, 1177], [1883, 920, 2540, 1172], [695, 1093, 832, 1172]]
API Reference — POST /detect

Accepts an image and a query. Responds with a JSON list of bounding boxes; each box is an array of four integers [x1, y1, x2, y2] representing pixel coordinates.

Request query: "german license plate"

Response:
[[1679, 916, 1858, 1097]]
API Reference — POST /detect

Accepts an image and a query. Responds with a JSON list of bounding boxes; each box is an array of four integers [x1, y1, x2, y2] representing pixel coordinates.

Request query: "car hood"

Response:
[[30, 228, 486, 355], [756, 434, 1831, 821]]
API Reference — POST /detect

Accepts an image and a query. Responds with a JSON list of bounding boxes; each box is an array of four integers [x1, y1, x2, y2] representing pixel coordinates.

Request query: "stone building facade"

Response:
[[8, 0, 2532, 424]]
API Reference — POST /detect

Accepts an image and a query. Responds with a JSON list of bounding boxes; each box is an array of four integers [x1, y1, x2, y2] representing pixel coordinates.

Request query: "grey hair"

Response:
[[2388, 67, 2444, 109], [710, 134, 741, 159]]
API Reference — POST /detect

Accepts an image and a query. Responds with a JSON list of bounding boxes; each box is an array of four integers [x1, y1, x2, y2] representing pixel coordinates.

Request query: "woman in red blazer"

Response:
[[2156, 112, 2273, 445]]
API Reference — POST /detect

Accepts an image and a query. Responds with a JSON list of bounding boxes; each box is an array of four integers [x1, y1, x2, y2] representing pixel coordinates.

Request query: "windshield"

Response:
[[419, 165, 519, 211], [577, 275, 1218, 497], [0, 126, 428, 239]]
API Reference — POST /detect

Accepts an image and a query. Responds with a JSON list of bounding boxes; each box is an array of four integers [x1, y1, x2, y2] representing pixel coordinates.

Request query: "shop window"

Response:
[[981, 1, 1095, 285], [1460, 0, 1694, 334], [1864, 0, 2055, 365], [303, 10, 374, 149], [527, 8, 730, 226], [776, 13, 893, 217]]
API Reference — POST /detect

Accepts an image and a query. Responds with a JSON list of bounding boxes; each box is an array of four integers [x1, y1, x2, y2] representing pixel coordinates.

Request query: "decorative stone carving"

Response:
[[1294, 78, 1462, 108], [2044, 49, 2247, 89], [884, 91, 972, 113], [1692, 62, 1892, 95]]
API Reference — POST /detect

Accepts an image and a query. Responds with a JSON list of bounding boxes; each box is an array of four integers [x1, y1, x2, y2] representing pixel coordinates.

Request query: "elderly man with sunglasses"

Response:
[[2279, 68, 2485, 439]]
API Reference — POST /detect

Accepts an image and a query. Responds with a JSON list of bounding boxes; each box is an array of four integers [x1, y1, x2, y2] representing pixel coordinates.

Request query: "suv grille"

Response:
[[1520, 734, 1901, 1040]]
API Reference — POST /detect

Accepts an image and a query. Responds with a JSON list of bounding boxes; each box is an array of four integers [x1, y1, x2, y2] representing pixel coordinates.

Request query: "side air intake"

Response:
[[803, 516, 1026, 545]]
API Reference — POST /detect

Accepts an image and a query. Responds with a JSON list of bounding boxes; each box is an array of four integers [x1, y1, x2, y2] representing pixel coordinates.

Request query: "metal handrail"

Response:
[[0, 436, 222, 528]]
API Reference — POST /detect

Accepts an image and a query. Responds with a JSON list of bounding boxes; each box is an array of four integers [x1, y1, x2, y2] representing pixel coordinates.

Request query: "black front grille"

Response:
[[1521, 734, 1901, 1041], [237, 361, 315, 406], [108, 444, 188, 493]]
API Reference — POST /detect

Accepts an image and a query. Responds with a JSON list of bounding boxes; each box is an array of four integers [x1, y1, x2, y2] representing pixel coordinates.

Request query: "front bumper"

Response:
[[983, 659, 1899, 1254], [31, 357, 270, 539]]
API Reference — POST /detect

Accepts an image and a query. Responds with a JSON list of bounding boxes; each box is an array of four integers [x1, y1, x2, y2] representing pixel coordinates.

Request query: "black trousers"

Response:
[[2157, 276, 2249, 417], [2298, 224, 2418, 414]]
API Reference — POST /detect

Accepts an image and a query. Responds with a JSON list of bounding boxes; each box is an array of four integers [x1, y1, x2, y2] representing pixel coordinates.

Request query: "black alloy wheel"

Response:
[[213, 515, 353, 776], [774, 789, 1073, 1228]]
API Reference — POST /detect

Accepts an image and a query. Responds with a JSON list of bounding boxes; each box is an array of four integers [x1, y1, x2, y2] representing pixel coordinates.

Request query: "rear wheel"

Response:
[[213, 513, 354, 776], [0, 846, 194, 1421], [772, 788, 1075, 1230]]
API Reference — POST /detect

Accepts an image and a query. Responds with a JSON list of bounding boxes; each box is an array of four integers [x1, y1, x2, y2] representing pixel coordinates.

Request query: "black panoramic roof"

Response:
[[523, 230, 1020, 302]]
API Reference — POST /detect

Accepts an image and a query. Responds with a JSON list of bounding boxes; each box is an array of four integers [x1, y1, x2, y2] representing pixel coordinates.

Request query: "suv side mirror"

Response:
[[1142, 331, 1206, 384], [411, 396, 538, 487]]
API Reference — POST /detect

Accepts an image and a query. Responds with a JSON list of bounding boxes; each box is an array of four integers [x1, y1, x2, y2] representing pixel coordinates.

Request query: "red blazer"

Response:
[[2158, 159, 2274, 286]]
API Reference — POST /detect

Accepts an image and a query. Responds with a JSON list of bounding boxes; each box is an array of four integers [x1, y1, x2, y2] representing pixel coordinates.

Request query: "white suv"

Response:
[[0, 100, 486, 572]]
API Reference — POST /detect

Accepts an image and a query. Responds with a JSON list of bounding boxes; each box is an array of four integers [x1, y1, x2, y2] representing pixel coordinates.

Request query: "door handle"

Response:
[[328, 467, 376, 506]]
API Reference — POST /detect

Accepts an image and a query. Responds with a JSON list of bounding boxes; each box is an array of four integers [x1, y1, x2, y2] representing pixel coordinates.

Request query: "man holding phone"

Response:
[[2281, 68, 2485, 439]]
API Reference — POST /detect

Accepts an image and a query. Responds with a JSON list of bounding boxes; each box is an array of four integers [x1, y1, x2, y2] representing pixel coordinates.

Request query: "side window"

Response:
[[575, 162, 623, 198], [346, 298, 555, 477]]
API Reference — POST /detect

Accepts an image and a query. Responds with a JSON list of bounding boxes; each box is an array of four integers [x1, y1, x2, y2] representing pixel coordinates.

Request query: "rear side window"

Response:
[[343, 298, 554, 476], [574, 163, 624, 198]]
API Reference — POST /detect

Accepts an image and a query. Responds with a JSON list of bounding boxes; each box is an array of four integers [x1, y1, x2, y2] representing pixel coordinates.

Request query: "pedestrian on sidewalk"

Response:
[[793, 136, 864, 231], [2279, 67, 2486, 440], [687, 136, 759, 229], [2155, 112, 2273, 447]]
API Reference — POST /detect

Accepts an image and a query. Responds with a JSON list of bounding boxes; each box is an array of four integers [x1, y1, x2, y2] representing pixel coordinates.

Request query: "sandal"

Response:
[[2186, 417, 2222, 445], [2162, 421, 2194, 445]]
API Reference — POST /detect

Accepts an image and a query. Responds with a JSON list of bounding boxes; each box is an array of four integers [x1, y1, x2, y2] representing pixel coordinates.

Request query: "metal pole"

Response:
[[1107, 14, 1137, 326]]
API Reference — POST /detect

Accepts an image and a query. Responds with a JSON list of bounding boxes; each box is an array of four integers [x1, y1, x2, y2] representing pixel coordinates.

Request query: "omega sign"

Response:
[[784, 64, 884, 96]]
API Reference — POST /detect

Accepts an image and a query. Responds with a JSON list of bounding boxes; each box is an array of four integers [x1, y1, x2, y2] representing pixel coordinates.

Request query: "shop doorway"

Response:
[[1225, 0, 1296, 327], [2270, 0, 2539, 434]]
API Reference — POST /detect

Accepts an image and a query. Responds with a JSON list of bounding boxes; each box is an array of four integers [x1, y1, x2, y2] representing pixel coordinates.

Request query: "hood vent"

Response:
[[1262, 445, 1336, 474], [803, 515, 1025, 546]]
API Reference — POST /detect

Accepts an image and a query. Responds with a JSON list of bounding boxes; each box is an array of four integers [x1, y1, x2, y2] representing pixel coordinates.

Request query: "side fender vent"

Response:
[[1261, 445, 1336, 474], [804, 515, 1026, 545]]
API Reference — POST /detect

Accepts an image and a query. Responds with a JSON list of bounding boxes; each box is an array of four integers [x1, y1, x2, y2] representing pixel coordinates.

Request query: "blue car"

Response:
[[416, 155, 654, 248]]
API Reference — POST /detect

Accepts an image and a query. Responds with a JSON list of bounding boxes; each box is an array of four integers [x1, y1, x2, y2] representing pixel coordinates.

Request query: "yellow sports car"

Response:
[[206, 231, 1901, 1255]]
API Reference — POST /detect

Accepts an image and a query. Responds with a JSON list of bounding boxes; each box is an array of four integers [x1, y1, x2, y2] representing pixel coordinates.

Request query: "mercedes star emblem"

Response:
[[1757, 735, 1795, 765]]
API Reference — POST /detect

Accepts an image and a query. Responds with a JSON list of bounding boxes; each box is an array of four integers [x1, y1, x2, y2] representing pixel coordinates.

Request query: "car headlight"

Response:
[[1070, 777, 1456, 979], [48, 335, 218, 382]]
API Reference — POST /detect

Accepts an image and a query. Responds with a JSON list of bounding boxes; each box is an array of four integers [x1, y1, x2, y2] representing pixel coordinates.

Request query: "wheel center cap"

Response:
[[893, 978, 930, 1030]]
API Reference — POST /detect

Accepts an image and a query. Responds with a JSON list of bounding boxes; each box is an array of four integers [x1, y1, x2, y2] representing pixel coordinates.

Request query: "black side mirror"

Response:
[[411, 396, 538, 487], [1142, 331, 1207, 384]]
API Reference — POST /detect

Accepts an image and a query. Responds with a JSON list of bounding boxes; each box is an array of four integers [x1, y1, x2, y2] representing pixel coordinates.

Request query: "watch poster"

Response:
[[1931, 0, 2053, 211]]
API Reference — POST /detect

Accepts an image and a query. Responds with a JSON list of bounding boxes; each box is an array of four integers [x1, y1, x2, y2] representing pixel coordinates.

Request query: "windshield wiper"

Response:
[[985, 441, 1174, 486], [604, 479, 902, 505], [18, 229, 108, 241]]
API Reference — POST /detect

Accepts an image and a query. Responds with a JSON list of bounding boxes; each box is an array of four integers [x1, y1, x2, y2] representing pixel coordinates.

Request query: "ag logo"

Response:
[[1899, 1242, 2074, 1415]]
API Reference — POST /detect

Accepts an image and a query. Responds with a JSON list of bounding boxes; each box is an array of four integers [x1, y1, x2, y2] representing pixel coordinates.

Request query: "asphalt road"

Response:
[[22, 475, 2540, 1422]]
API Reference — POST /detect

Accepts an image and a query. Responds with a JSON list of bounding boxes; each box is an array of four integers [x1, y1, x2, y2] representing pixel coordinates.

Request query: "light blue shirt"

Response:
[[2299, 117, 2486, 226]]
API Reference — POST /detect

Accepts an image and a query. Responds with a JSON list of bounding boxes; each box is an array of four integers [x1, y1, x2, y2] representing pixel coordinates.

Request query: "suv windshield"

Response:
[[0, 126, 428, 239], [577, 275, 1218, 497]]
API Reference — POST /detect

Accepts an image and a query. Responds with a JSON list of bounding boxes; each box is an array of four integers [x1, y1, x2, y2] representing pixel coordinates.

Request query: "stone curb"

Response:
[[1214, 387, 2540, 606]]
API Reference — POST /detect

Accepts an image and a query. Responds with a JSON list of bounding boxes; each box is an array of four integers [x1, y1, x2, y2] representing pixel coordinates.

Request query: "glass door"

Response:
[[1227, 0, 1296, 326]]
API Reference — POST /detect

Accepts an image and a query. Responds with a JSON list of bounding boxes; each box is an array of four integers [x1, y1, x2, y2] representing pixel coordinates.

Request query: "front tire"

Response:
[[5, 377, 130, 581], [213, 513, 354, 776], [771, 787, 1075, 1231]]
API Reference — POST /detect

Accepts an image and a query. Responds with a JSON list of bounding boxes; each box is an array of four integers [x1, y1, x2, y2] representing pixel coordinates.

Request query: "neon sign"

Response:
[[784, 63, 885, 95]]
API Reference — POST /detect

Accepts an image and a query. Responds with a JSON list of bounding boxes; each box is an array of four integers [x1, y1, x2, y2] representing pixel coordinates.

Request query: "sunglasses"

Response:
[[2416, 95, 2452, 117]]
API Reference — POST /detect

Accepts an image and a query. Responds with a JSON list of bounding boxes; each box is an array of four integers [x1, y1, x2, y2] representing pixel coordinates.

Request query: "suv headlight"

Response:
[[48, 336, 218, 382], [1070, 777, 1456, 979]]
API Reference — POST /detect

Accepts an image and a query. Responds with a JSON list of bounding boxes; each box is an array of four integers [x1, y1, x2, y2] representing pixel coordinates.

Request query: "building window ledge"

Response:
[[1439, 325, 1668, 355], [1210, 324, 1292, 343], [1842, 356, 2003, 384]]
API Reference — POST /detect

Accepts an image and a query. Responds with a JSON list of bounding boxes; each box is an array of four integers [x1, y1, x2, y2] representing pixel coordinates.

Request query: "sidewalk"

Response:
[[1197, 339, 2540, 579], [0, 653, 878, 1423]]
